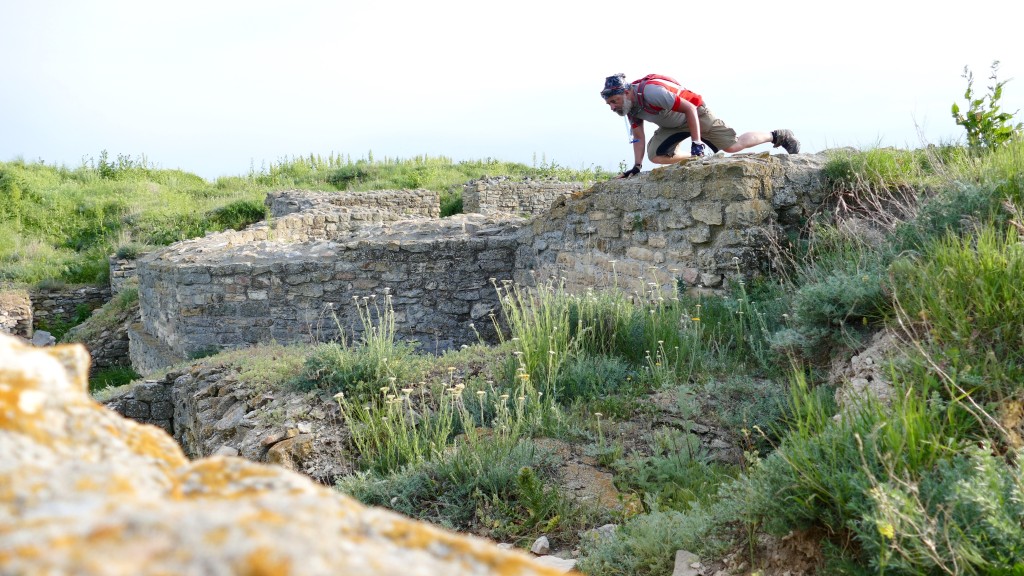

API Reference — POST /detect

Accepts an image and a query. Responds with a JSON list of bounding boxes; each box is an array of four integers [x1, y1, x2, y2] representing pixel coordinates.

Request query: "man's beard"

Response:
[[615, 97, 634, 117]]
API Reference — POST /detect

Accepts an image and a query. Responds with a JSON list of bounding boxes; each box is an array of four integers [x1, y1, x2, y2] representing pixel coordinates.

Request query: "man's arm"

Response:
[[674, 99, 702, 144], [619, 123, 646, 178], [631, 123, 645, 166]]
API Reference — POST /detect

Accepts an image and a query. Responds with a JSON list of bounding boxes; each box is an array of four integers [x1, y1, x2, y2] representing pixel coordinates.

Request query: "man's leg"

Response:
[[648, 128, 691, 164], [722, 132, 772, 152], [723, 130, 800, 154]]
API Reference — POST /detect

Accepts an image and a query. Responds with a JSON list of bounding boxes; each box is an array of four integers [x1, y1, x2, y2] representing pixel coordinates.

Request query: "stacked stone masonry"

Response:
[[462, 176, 587, 216], [30, 285, 111, 331], [515, 153, 827, 295], [109, 255, 142, 295], [104, 378, 176, 435], [0, 289, 33, 339], [132, 156, 827, 374], [133, 212, 524, 373], [266, 188, 440, 219]]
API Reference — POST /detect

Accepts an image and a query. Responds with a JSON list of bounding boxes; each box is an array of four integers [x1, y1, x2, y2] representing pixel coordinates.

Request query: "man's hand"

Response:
[[691, 142, 706, 157], [619, 164, 641, 178]]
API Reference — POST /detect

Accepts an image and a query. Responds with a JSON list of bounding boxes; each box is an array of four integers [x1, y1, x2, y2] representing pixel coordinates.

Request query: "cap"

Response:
[[600, 73, 627, 99]]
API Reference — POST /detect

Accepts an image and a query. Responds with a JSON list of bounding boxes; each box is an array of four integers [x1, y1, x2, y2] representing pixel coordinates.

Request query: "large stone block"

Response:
[[2, 330, 577, 569]]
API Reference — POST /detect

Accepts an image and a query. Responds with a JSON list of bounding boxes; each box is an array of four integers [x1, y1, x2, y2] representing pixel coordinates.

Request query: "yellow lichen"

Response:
[[238, 546, 292, 576]]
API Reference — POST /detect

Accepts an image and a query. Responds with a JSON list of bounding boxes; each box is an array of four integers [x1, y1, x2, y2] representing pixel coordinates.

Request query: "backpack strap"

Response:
[[631, 74, 704, 114]]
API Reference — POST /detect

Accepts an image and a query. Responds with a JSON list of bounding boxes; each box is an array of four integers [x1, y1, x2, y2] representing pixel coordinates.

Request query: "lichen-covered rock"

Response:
[[831, 330, 900, 410], [0, 333, 571, 575]]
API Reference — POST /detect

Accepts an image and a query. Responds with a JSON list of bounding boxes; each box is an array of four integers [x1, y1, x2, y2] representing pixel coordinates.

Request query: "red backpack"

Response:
[[631, 74, 704, 114]]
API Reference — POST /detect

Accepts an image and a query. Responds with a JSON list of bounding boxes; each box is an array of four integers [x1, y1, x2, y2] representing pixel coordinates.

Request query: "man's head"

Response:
[[601, 74, 634, 117]]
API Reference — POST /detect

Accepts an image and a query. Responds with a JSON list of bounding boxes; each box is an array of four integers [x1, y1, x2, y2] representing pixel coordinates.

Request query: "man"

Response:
[[601, 73, 800, 178]]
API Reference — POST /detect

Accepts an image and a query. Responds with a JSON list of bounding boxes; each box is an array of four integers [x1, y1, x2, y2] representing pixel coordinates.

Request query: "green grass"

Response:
[[0, 153, 609, 286], [13, 134, 1024, 575]]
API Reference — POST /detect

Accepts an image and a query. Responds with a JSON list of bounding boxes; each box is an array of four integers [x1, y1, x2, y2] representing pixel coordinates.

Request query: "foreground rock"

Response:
[[0, 333, 571, 575]]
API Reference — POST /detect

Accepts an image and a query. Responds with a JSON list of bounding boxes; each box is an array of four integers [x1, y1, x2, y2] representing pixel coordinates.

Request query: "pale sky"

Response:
[[2, 0, 1022, 180]]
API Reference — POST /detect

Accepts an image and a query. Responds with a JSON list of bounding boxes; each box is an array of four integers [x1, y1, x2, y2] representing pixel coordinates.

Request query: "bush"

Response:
[[556, 353, 633, 403], [207, 199, 266, 231], [577, 507, 727, 576], [89, 366, 140, 393], [890, 224, 1024, 403], [952, 61, 1023, 150], [858, 445, 1024, 574], [296, 340, 423, 399], [704, 375, 790, 454], [773, 268, 889, 359], [743, 372, 962, 545], [337, 436, 594, 544]]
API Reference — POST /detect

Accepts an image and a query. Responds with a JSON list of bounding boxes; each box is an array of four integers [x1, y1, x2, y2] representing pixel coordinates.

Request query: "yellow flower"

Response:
[[692, 317, 701, 322], [878, 522, 895, 540]]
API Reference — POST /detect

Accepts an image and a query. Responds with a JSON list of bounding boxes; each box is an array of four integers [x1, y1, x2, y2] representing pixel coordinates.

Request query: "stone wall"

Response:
[[109, 254, 143, 295], [104, 363, 351, 483], [131, 155, 827, 374], [62, 295, 139, 373], [103, 377, 175, 434], [133, 213, 524, 373], [462, 176, 587, 216], [266, 188, 440, 219], [0, 288, 32, 338], [515, 153, 827, 295], [30, 285, 111, 331]]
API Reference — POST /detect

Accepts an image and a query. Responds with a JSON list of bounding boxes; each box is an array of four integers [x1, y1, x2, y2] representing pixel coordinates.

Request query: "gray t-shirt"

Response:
[[628, 82, 693, 129]]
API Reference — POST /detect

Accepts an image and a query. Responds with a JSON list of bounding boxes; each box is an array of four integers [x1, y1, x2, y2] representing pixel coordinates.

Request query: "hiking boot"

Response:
[[772, 129, 800, 154]]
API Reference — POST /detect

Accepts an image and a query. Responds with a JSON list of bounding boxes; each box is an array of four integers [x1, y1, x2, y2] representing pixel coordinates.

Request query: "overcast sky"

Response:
[[2, 0, 1022, 180]]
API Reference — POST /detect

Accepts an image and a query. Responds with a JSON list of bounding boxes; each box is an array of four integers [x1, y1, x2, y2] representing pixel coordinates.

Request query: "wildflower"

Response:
[[878, 522, 895, 540], [499, 394, 510, 401], [476, 390, 486, 397], [333, 392, 345, 401], [401, 388, 413, 395], [380, 386, 389, 395], [692, 317, 701, 322], [594, 412, 603, 418]]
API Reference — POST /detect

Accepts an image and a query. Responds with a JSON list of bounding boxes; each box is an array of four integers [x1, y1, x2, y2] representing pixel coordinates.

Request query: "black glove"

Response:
[[691, 142, 706, 157], [620, 164, 641, 178]]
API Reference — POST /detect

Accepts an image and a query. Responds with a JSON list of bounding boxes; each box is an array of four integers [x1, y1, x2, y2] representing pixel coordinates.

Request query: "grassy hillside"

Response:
[[8, 134, 1024, 574], [0, 152, 608, 285]]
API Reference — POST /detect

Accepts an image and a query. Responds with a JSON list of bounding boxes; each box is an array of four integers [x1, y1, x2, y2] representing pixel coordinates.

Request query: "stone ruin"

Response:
[[124, 154, 827, 374]]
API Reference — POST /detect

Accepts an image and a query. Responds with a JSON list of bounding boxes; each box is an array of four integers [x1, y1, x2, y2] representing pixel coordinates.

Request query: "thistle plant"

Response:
[[334, 377, 456, 474]]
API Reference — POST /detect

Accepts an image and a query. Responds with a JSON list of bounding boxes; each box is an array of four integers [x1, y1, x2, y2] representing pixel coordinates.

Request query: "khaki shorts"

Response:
[[647, 105, 738, 160]]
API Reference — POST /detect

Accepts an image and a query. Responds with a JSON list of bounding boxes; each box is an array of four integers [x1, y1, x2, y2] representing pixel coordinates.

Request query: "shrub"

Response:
[[294, 294, 426, 399], [890, 224, 1024, 403], [577, 507, 727, 576], [858, 445, 1024, 574], [704, 375, 790, 454], [89, 365, 140, 393], [742, 371, 962, 548], [555, 353, 633, 403], [772, 267, 889, 360], [952, 61, 1023, 150], [337, 435, 590, 543], [207, 199, 266, 231]]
